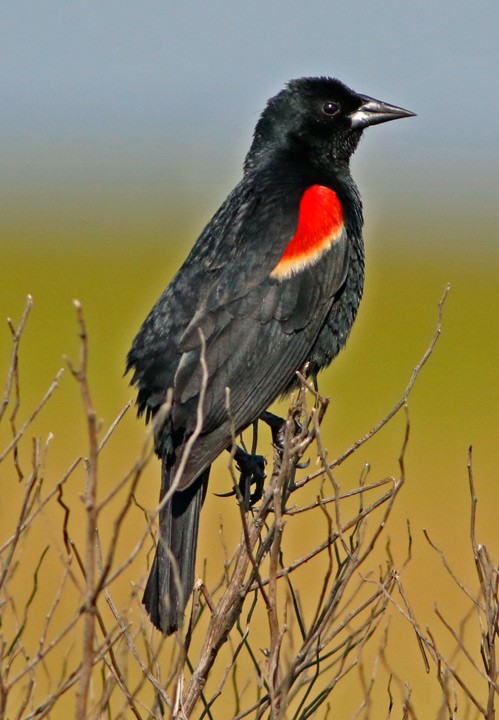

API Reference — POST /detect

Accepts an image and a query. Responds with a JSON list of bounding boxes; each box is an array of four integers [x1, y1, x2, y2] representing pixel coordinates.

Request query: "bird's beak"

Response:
[[349, 94, 416, 129]]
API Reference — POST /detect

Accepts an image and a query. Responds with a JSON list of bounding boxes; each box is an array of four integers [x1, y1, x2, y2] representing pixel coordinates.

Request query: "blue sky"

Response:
[[1, 2, 498, 243]]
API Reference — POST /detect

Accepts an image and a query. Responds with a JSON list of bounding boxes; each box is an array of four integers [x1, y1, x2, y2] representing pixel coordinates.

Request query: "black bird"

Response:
[[127, 77, 414, 635]]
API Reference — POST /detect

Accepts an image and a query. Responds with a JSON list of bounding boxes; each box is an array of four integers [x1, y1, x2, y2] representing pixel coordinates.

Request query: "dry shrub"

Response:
[[0, 288, 496, 719]]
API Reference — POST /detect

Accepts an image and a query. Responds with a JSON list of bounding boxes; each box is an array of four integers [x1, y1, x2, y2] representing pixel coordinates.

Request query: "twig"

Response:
[[68, 300, 99, 720]]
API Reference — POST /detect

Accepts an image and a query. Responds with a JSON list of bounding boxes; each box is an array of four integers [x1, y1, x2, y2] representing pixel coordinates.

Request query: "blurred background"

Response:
[[1, 2, 498, 717]]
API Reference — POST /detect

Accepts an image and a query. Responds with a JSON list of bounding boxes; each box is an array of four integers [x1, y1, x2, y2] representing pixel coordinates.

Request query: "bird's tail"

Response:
[[143, 460, 209, 635]]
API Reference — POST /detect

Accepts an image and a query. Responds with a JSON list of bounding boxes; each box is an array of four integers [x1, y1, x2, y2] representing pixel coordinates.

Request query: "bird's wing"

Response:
[[127, 174, 292, 416]]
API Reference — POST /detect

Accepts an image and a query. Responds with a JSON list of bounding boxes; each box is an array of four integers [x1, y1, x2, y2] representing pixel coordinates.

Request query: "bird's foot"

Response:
[[233, 446, 266, 509], [259, 410, 308, 467], [259, 411, 286, 451]]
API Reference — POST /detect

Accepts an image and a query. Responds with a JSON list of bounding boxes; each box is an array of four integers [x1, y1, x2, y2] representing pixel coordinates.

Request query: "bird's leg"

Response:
[[218, 410, 303, 508], [217, 410, 304, 508]]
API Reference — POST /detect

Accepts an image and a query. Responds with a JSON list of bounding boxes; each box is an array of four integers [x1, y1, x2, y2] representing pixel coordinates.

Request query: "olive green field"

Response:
[[1, 202, 498, 717]]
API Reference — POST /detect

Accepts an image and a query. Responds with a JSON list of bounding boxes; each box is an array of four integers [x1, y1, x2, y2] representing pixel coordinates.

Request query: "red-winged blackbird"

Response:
[[127, 77, 414, 635]]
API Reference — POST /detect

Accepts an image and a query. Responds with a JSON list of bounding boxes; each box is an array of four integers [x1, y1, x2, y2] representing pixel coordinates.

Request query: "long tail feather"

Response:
[[143, 461, 209, 635]]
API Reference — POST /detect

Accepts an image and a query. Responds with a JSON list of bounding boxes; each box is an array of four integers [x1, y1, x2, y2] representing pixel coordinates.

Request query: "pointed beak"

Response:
[[350, 94, 416, 129]]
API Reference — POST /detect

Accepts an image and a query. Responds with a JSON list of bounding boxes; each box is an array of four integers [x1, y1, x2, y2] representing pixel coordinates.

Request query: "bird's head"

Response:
[[245, 76, 415, 171]]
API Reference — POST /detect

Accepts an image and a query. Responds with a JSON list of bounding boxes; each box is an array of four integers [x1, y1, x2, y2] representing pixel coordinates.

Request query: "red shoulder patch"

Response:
[[271, 185, 344, 279]]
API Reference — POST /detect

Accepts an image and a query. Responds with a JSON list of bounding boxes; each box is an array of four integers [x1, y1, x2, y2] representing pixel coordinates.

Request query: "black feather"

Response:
[[127, 76, 413, 634]]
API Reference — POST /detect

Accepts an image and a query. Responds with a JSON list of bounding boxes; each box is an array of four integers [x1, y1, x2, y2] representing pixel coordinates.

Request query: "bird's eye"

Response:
[[322, 101, 339, 116]]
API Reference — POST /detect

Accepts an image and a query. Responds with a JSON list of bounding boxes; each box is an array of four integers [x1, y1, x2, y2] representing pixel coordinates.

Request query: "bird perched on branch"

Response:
[[127, 76, 414, 635]]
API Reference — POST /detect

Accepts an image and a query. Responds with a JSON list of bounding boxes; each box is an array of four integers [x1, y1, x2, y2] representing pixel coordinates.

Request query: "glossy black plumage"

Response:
[[127, 77, 414, 634]]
